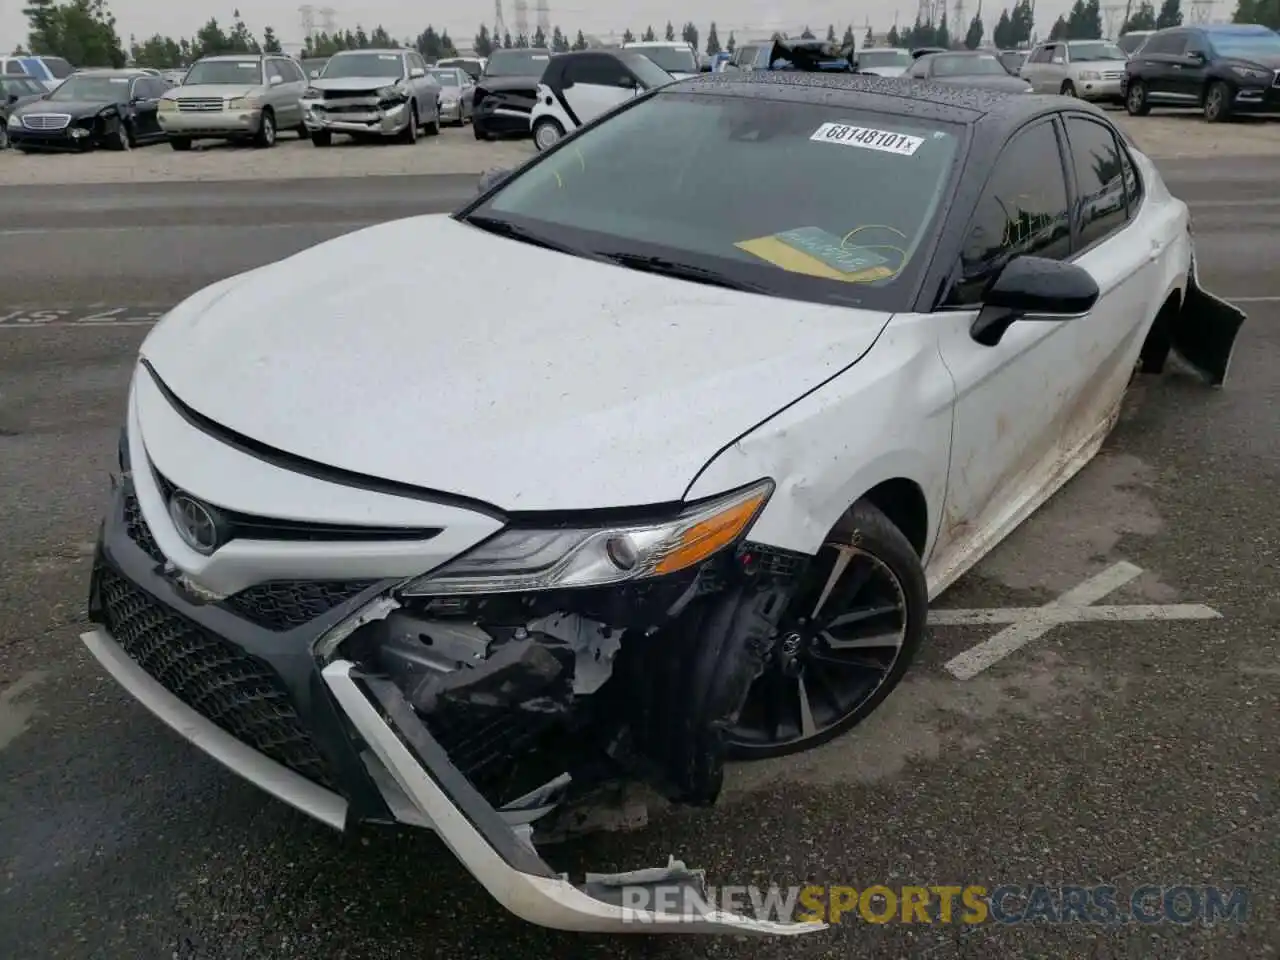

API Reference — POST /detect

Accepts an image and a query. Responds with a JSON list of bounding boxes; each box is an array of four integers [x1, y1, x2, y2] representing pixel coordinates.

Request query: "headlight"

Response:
[[158, 98, 176, 112], [1232, 65, 1269, 80], [377, 83, 407, 99], [227, 96, 261, 109], [401, 480, 774, 596], [6, 114, 19, 128], [1077, 70, 1101, 81]]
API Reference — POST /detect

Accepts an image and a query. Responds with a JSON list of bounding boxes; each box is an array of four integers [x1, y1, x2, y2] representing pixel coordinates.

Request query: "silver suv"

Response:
[[1019, 39, 1129, 102], [301, 48, 441, 146], [158, 54, 307, 149]]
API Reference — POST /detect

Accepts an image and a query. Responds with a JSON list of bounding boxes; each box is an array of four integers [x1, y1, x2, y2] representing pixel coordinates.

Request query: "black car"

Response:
[[905, 50, 1035, 92], [0, 75, 48, 149], [1124, 23, 1280, 122], [7, 69, 171, 152], [472, 47, 553, 140]]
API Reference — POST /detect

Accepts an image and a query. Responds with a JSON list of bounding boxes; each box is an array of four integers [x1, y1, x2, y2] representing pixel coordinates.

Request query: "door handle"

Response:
[[1172, 63, 1182, 69], [1149, 239, 1167, 262]]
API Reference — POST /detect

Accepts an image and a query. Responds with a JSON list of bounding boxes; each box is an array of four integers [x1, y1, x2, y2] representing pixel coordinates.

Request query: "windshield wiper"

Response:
[[463, 214, 607, 260], [598, 252, 769, 293]]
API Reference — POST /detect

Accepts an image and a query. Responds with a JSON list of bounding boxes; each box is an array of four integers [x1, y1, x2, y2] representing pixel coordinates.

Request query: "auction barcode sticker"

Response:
[[810, 122, 924, 156]]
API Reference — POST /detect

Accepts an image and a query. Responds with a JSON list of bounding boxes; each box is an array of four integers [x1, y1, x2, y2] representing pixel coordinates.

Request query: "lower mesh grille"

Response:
[[223, 581, 377, 631], [95, 565, 336, 789]]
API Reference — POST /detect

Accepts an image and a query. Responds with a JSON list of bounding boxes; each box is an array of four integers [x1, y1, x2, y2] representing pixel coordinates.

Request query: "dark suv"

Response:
[[1124, 23, 1280, 122]]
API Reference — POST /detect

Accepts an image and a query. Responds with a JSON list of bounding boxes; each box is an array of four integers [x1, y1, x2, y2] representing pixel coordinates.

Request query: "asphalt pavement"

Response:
[[0, 157, 1276, 958]]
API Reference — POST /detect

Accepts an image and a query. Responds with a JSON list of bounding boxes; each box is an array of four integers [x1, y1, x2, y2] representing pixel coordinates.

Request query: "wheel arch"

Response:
[[857, 478, 930, 557]]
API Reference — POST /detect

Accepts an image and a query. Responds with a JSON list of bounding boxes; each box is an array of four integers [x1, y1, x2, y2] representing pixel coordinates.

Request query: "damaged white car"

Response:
[[83, 65, 1243, 935]]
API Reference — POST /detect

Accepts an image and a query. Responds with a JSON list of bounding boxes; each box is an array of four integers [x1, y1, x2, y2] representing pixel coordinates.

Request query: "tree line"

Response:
[[13, 0, 1280, 71]]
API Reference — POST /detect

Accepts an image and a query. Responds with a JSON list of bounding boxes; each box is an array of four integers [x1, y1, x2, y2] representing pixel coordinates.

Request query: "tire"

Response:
[[473, 121, 491, 140], [399, 104, 419, 144], [533, 117, 565, 151], [0, 126, 8, 151], [168, 137, 192, 151], [311, 130, 332, 147], [1126, 78, 1151, 116], [1060, 80, 1077, 97], [296, 122, 309, 139], [254, 109, 276, 148], [424, 102, 440, 136], [722, 500, 928, 761], [109, 118, 132, 151], [1204, 80, 1232, 123]]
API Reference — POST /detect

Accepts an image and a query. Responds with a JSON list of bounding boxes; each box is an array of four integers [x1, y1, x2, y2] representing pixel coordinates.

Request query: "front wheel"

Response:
[[533, 117, 564, 151], [399, 105, 419, 144], [109, 119, 132, 151], [311, 129, 332, 147], [168, 137, 192, 151], [1204, 80, 1232, 123], [1126, 78, 1151, 116], [424, 103, 440, 136], [1060, 80, 1077, 97], [254, 110, 276, 148], [724, 501, 928, 760]]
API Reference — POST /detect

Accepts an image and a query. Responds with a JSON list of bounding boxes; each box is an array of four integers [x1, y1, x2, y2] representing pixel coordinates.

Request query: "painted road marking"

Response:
[[0, 306, 169, 327], [937, 561, 1221, 681]]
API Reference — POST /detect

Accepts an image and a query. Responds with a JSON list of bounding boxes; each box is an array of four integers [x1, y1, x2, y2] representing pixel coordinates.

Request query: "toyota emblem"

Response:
[[168, 493, 222, 555]]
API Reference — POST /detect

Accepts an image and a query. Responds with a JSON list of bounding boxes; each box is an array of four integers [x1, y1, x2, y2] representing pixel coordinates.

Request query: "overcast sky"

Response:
[[2, 0, 1224, 54]]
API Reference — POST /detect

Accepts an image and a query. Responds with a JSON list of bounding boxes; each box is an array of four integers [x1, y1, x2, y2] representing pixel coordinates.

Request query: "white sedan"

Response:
[[82, 67, 1243, 935]]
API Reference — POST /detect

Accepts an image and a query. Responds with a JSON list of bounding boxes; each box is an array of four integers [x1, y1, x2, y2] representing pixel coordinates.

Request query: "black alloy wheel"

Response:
[[1126, 78, 1151, 116], [725, 503, 927, 760]]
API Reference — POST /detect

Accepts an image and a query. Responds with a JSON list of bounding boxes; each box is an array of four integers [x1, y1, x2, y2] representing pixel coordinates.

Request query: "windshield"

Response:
[[999, 51, 1026, 70], [468, 93, 961, 311], [2, 77, 44, 97], [483, 49, 552, 77], [438, 58, 482, 78], [1209, 29, 1280, 58], [1116, 33, 1149, 54], [630, 46, 698, 73], [620, 52, 675, 88], [47, 75, 133, 101], [184, 60, 263, 85], [1069, 41, 1126, 61], [430, 69, 460, 85], [933, 54, 1008, 76], [40, 56, 73, 79], [322, 52, 405, 79], [858, 50, 911, 68]]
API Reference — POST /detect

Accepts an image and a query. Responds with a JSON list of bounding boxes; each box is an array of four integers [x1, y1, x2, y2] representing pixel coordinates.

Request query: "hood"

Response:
[[934, 74, 1032, 91], [171, 83, 258, 100], [15, 98, 118, 116], [139, 215, 892, 512], [310, 76, 403, 92], [858, 66, 907, 77], [1222, 54, 1280, 70], [668, 71, 697, 79]]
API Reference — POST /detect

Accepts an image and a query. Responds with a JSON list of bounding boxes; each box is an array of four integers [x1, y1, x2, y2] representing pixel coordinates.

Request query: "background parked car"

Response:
[[6, 69, 168, 152], [1020, 38, 1128, 101], [300, 57, 329, 79], [1123, 23, 1280, 122], [472, 47, 553, 140], [1117, 30, 1154, 55], [303, 48, 441, 146], [429, 66, 474, 125], [0, 75, 49, 149], [724, 42, 773, 71], [905, 50, 1034, 91], [158, 54, 307, 150], [435, 57, 484, 81], [851, 47, 913, 76], [997, 49, 1028, 75], [0, 55, 73, 90], [620, 40, 699, 77], [529, 49, 673, 150]]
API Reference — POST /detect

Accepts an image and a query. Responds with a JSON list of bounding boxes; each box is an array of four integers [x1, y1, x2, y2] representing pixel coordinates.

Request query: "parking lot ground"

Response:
[[0, 155, 1277, 957]]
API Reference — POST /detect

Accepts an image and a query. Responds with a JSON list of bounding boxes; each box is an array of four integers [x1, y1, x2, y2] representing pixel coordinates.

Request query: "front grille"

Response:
[[124, 493, 165, 564], [96, 565, 336, 789], [177, 98, 224, 112], [319, 104, 377, 115], [22, 113, 70, 130], [1101, 70, 1124, 80], [223, 580, 377, 631], [324, 88, 381, 100]]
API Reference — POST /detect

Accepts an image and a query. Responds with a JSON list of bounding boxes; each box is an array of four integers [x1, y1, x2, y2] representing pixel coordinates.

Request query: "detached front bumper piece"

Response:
[[303, 99, 408, 136]]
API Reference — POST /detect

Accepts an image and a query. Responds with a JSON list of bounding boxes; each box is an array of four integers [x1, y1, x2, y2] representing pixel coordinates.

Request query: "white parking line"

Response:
[[938, 561, 1222, 680]]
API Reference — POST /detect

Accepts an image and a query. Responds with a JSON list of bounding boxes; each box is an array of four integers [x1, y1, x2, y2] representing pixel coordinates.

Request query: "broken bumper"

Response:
[[303, 99, 408, 136], [82, 482, 819, 935]]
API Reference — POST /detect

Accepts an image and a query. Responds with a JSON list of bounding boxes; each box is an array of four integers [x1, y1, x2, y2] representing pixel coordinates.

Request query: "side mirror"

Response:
[[269, 74, 284, 85], [6, 93, 17, 104], [1188, 50, 1207, 62], [476, 167, 512, 193], [409, 67, 425, 78], [970, 255, 1099, 346]]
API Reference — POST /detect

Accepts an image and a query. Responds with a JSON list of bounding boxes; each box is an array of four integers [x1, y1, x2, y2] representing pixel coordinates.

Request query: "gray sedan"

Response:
[[429, 67, 474, 125], [904, 50, 1035, 92]]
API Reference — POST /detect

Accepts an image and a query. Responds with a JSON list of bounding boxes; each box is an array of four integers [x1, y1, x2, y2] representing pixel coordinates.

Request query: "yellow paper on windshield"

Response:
[[736, 228, 897, 283]]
